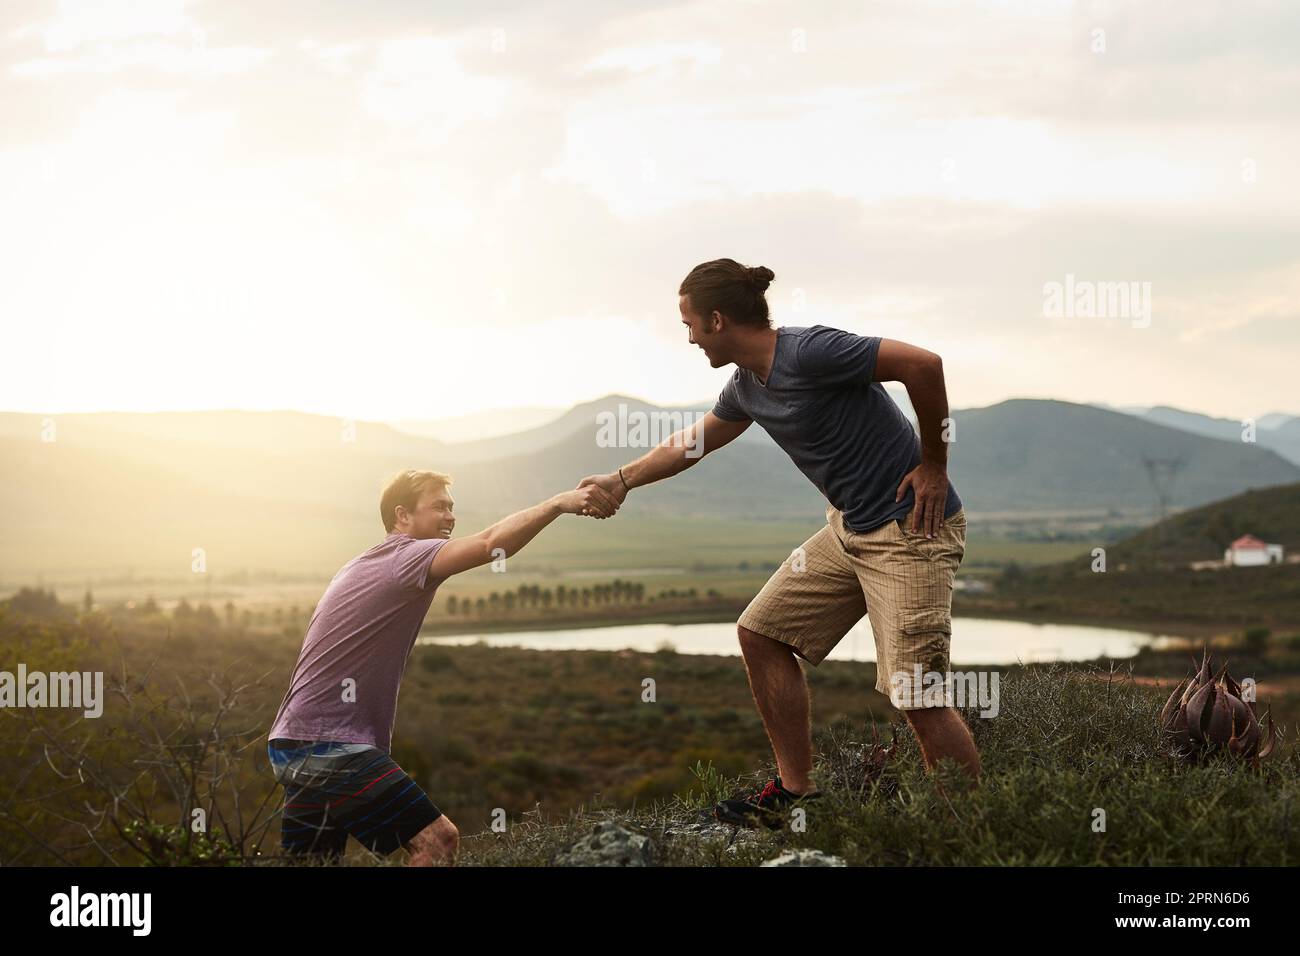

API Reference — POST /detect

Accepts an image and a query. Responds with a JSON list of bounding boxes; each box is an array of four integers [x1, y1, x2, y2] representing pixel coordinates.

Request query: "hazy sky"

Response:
[[2, 0, 1297, 422]]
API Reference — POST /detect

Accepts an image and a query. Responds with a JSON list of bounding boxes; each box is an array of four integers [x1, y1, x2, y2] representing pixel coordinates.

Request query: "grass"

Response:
[[4, 602, 1298, 866], [460, 663, 1300, 866]]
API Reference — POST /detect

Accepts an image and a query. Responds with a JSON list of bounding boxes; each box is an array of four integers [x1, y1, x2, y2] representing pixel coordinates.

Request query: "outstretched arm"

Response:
[[873, 338, 950, 538], [578, 410, 751, 504], [428, 486, 620, 579]]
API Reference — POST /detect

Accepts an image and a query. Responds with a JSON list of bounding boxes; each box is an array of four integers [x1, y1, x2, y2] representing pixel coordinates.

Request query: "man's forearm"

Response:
[[620, 429, 699, 489], [905, 359, 950, 467], [483, 496, 564, 558]]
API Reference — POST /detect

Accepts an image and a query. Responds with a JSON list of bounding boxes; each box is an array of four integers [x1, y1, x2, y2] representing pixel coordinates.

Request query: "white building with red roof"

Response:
[[1223, 534, 1284, 567]]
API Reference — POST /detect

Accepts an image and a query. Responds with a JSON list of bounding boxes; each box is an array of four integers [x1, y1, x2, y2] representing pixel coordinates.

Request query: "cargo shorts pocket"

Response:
[[897, 608, 953, 678], [901, 607, 952, 636]]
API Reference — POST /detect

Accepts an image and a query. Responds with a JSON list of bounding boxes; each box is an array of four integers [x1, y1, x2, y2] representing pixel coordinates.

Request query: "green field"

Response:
[[4, 597, 1299, 867], [9, 520, 1097, 635]]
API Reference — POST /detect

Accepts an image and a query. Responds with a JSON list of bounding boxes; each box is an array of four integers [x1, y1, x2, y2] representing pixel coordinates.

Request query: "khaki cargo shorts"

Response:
[[737, 502, 966, 708]]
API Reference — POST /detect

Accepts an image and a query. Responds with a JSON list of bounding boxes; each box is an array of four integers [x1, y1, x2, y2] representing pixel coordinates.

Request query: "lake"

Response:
[[419, 617, 1184, 665]]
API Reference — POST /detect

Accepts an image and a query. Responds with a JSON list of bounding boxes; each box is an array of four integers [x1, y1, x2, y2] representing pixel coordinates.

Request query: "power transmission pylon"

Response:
[[1141, 456, 1185, 553]]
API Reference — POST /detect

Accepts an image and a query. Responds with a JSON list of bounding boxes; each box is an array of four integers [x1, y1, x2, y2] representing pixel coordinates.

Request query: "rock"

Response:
[[662, 819, 756, 843], [554, 822, 655, 867], [760, 849, 846, 867], [660, 810, 766, 853]]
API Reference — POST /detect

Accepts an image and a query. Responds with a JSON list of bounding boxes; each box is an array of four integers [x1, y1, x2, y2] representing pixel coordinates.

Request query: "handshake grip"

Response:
[[571, 472, 630, 520]]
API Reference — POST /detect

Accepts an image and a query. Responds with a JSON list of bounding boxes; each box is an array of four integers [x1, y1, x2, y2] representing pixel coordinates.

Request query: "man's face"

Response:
[[400, 485, 456, 539], [679, 294, 727, 368]]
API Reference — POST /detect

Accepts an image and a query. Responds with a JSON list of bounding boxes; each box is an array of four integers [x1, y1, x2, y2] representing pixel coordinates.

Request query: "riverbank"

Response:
[[958, 561, 1300, 640], [948, 602, 1246, 643], [420, 598, 752, 637], [419, 595, 1260, 644]]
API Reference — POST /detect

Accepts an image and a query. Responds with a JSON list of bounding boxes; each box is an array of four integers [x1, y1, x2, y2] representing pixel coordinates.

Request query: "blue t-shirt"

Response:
[[711, 325, 962, 533]]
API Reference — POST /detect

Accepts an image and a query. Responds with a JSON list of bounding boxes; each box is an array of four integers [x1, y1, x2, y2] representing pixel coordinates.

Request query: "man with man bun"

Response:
[[580, 258, 978, 828]]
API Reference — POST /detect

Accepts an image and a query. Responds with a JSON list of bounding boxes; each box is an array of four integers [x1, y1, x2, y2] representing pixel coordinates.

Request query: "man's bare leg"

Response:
[[902, 706, 981, 785], [737, 625, 817, 794], [405, 815, 459, 866]]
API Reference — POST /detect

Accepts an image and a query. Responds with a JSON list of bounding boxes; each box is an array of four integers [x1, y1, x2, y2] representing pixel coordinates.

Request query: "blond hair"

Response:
[[380, 469, 453, 532]]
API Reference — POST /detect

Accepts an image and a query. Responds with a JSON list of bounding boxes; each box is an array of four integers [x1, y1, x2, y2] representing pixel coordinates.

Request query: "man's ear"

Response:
[[710, 310, 725, 332]]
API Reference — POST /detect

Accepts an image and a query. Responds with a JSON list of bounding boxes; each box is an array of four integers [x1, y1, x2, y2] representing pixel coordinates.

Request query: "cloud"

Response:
[[10, 0, 198, 50], [361, 35, 511, 139], [1, 0, 1297, 420], [578, 41, 723, 75]]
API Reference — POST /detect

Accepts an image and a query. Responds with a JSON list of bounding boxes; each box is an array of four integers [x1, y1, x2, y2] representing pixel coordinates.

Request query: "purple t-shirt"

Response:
[[268, 532, 449, 752]]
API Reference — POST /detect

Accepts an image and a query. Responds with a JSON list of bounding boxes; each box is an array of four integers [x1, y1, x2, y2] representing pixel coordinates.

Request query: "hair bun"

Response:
[[747, 265, 775, 293]]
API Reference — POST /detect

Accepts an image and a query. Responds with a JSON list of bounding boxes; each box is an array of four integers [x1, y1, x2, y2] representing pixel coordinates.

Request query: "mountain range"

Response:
[[2, 393, 1297, 578]]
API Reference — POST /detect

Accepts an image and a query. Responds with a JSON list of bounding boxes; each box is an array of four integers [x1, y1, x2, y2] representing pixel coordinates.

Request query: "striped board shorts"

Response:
[[737, 502, 966, 708], [267, 738, 442, 859]]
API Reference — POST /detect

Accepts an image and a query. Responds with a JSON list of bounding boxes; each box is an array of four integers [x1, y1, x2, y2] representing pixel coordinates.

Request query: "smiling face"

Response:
[[679, 293, 728, 367], [394, 484, 456, 540]]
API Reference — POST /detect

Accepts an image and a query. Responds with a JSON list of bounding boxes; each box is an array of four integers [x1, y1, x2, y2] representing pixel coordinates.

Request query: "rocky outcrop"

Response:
[[553, 822, 654, 867]]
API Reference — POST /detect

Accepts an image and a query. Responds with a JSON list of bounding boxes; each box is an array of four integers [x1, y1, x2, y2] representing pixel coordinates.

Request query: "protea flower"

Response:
[[1159, 648, 1279, 765]]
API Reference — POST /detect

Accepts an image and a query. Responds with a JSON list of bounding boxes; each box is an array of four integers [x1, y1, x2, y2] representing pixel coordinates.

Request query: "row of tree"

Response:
[[1, 588, 317, 635], [4, 581, 728, 631], [442, 581, 724, 617]]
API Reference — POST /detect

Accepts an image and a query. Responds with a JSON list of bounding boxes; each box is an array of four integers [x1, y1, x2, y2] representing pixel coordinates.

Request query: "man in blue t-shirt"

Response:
[[580, 258, 981, 828]]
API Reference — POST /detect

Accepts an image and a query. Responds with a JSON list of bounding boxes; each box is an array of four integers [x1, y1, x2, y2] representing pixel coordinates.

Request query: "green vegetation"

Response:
[[1108, 481, 1300, 568], [958, 483, 1300, 632], [466, 664, 1300, 866], [3, 594, 1298, 866], [0, 596, 891, 864], [960, 561, 1300, 632], [427, 577, 749, 635]]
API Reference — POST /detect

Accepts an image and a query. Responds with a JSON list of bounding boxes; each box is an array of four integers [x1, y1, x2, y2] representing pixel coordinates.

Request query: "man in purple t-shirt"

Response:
[[267, 469, 620, 865]]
